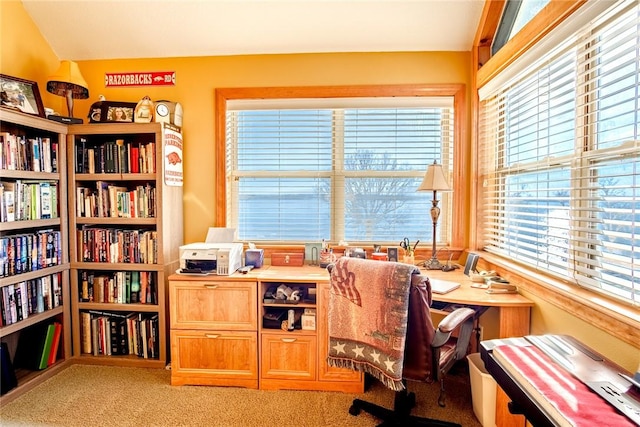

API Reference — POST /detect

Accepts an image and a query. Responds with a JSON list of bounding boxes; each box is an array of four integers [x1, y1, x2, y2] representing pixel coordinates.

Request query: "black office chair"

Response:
[[329, 258, 476, 427]]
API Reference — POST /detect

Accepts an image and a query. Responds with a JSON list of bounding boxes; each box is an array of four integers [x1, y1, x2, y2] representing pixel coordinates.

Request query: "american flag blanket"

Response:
[[327, 257, 419, 391]]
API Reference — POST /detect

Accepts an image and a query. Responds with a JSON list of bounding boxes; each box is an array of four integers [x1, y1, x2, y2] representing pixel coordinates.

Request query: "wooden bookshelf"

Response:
[[67, 122, 183, 368], [0, 108, 71, 405]]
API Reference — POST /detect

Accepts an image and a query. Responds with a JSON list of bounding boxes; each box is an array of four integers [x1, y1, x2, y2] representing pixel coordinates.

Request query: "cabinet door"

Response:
[[171, 329, 258, 381], [170, 280, 257, 330], [260, 333, 316, 381], [317, 283, 363, 382]]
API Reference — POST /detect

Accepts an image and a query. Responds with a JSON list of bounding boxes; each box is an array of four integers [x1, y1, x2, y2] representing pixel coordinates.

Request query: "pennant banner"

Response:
[[105, 72, 176, 87]]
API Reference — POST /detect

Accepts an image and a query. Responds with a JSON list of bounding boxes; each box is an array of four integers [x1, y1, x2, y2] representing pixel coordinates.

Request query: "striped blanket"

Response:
[[327, 257, 419, 391], [494, 344, 636, 427]]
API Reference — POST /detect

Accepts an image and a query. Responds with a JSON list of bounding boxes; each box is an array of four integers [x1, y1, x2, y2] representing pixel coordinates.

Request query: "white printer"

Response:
[[178, 228, 243, 276]]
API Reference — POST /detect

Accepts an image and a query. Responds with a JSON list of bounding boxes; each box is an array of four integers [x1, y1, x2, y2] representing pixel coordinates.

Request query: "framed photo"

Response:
[[88, 101, 137, 123], [463, 253, 480, 276], [0, 74, 45, 117], [106, 105, 134, 123]]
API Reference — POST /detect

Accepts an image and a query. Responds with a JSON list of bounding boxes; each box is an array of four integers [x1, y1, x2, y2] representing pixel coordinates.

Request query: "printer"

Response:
[[179, 228, 243, 276]]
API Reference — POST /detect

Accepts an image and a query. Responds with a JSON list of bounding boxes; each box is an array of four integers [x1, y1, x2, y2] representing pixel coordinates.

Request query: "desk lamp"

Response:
[[46, 60, 89, 123], [417, 160, 452, 270]]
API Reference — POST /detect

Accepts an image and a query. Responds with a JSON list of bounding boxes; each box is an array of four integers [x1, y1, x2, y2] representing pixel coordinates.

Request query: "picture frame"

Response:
[[463, 253, 480, 276], [88, 100, 137, 123], [106, 104, 135, 123], [0, 74, 45, 117]]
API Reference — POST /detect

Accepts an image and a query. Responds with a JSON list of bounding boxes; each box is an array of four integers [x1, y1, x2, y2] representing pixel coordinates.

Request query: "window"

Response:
[[478, 0, 639, 306], [225, 97, 454, 244], [492, 0, 551, 55]]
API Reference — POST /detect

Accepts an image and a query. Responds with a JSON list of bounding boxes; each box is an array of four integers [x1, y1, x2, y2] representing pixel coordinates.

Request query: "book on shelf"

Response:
[[38, 323, 57, 369], [2, 181, 15, 222], [13, 322, 56, 371], [47, 322, 62, 366]]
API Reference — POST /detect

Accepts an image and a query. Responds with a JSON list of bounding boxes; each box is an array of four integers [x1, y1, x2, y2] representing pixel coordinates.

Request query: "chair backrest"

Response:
[[403, 273, 437, 382]]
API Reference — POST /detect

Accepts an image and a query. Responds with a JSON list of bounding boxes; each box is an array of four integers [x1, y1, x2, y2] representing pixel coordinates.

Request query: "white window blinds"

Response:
[[226, 97, 454, 244], [478, 0, 640, 305]]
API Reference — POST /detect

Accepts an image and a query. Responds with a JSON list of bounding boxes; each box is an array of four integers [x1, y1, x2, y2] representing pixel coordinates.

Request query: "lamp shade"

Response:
[[46, 60, 89, 99], [417, 161, 452, 192]]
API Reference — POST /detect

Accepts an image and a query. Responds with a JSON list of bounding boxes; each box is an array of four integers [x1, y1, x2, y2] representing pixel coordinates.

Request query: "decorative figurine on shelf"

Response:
[[134, 95, 154, 123]]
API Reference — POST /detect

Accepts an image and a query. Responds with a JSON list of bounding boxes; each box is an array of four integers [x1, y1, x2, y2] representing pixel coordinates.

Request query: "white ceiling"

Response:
[[22, 0, 485, 61]]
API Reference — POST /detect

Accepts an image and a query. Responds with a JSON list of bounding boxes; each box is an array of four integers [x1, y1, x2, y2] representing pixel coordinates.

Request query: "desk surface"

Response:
[[170, 265, 534, 308]]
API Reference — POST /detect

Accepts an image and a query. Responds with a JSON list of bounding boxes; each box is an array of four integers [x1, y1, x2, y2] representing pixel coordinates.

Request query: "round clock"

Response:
[[154, 100, 183, 127], [156, 103, 169, 117]]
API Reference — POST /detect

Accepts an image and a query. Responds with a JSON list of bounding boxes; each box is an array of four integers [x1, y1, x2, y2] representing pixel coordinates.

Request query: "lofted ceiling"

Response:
[[22, 0, 486, 61]]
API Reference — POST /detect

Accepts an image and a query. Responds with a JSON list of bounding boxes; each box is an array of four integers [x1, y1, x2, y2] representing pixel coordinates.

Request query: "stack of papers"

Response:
[[430, 279, 461, 294]]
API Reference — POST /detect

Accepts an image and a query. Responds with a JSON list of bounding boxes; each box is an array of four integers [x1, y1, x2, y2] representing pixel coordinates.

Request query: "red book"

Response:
[[130, 146, 139, 173], [47, 322, 62, 366]]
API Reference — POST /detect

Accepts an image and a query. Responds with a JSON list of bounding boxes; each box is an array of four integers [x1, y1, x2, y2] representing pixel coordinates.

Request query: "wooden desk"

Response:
[[170, 265, 533, 426], [244, 266, 533, 339], [421, 269, 533, 339]]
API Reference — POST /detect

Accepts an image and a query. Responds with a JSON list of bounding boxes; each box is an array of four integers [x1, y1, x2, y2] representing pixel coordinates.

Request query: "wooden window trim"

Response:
[[214, 84, 467, 248], [475, 0, 587, 89]]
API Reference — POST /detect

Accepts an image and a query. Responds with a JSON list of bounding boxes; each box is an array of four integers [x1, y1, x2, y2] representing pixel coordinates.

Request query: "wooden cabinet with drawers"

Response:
[[168, 267, 364, 392], [169, 278, 258, 388]]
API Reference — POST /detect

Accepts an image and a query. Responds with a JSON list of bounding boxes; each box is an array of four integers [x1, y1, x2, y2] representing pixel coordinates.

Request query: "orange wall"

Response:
[[2, 2, 471, 245], [0, 0, 61, 109], [75, 53, 471, 243]]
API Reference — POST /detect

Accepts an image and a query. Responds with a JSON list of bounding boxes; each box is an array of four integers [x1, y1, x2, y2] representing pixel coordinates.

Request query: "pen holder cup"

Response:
[[319, 251, 336, 268], [403, 254, 415, 265]]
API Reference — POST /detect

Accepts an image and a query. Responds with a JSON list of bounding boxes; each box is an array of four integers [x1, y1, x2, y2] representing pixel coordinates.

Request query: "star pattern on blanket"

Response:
[[384, 357, 396, 372], [330, 340, 401, 376], [352, 345, 365, 358], [333, 342, 346, 355]]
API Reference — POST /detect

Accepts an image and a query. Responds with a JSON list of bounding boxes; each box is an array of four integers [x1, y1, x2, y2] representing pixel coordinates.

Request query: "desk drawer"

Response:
[[170, 280, 257, 330], [261, 333, 316, 381], [171, 329, 258, 386]]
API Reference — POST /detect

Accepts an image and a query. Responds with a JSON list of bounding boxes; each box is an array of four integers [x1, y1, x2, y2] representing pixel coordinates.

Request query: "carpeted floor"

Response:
[[0, 363, 482, 426]]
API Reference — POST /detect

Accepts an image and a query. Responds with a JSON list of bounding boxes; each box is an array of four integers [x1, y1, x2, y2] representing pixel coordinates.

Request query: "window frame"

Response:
[[473, 0, 640, 349], [215, 84, 467, 249]]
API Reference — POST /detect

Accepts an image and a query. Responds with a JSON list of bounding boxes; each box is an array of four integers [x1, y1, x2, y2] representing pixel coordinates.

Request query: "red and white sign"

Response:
[[105, 71, 176, 87]]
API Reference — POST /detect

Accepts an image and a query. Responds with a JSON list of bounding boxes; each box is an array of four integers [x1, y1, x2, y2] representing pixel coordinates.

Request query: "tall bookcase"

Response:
[[0, 109, 71, 404], [67, 122, 183, 368]]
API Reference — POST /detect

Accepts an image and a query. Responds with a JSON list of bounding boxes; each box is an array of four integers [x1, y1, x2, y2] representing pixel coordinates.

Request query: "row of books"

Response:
[[79, 270, 157, 305], [0, 273, 63, 327], [0, 230, 62, 277], [0, 180, 58, 222], [76, 181, 156, 218], [77, 227, 157, 264], [75, 139, 156, 174], [0, 133, 59, 173], [81, 310, 159, 359]]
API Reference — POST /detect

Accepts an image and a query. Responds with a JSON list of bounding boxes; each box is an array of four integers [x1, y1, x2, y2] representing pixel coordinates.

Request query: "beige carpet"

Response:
[[0, 364, 482, 426]]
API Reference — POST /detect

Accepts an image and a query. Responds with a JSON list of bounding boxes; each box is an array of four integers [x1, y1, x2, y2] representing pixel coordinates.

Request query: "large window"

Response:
[[225, 97, 454, 244], [478, 0, 639, 306]]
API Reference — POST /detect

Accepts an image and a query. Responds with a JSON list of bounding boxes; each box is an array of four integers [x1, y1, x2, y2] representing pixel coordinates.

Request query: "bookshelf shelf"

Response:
[[0, 217, 62, 232], [78, 302, 159, 312], [0, 108, 71, 405], [67, 122, 183, 368]]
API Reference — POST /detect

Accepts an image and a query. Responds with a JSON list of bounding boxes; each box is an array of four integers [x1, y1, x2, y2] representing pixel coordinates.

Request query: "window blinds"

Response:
[[478, 0, 639, 305], [226, 98, 454, 243]]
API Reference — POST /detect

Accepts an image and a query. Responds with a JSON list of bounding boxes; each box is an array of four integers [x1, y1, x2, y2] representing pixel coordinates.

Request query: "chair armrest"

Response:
[[431, 307, 476, 348]]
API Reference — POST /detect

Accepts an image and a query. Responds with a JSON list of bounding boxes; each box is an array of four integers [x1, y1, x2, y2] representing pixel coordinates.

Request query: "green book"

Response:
[[38, 323, 57, 369]]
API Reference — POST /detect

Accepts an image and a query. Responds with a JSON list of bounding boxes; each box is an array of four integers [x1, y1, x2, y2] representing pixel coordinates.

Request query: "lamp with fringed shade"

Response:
[[47, 60, 89, 122]]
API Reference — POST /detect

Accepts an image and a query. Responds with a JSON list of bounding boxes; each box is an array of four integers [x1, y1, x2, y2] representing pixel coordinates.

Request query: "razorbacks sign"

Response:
[[105, 71, 176, 87]]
